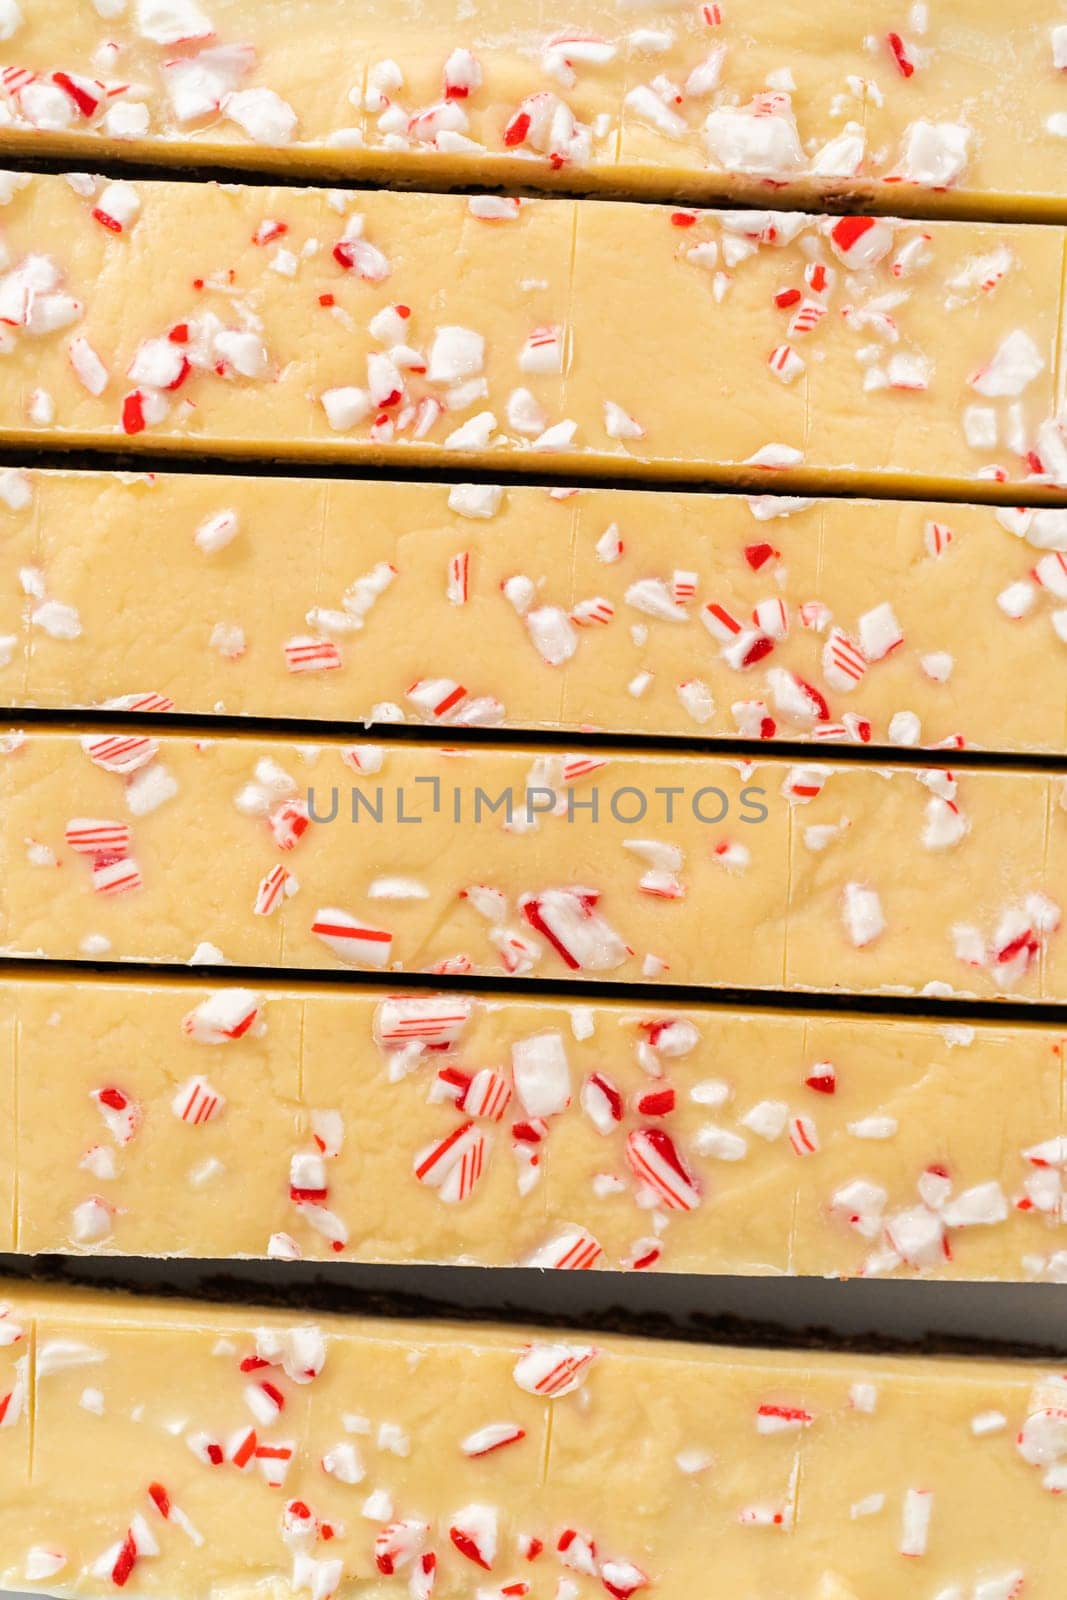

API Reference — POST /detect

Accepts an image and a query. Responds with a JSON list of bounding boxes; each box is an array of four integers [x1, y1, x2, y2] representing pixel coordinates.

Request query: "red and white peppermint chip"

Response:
[[460, 1422, 526, 1458], [81, 732, 158, 774], [311, 908, 393, 968], [463, 1067, 513, 1122], [828, 214, 894, 268], [374, 994, 472, 1048], [524, 1227, 603, 1270], [512, 1342, 598, 1397], [65, 819, 130, 856], [580, 1071, 623, 1134], [520, 888, 628, 972], [413, 1121, 489, 1203], [449, 1504, 497, 1571], [181, 989, 262, 1044], [601, 1559, 651, 1599], [374, 1519, 428, 1576], [171, 1075, 225, 1125], [625, 1128, 701, 1211], [90, 1086, 141, 1146]]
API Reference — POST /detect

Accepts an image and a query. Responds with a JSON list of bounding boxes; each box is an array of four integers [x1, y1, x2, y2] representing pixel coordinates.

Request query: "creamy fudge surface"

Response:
[[0, 36, 1065, 1600], [0, 175, 1065, 495], [1, 975, 1066, 1284], [0, 1, 1066, 219], [1, 1282, 1067, 1599], [2, 468, 1065, 755], [0, 729, 1063, 1001]]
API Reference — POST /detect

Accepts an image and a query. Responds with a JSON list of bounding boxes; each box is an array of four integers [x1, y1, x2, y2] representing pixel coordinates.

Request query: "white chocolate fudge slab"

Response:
[[1, 175, 1066, 496], [2, 2, 1067, 220], [5, 974, 1067, 1283], [4, 468, 1066, 754], [0, 991, 12, 1249], [2, 1283, 1067, 1599], [0, 730, 1063, 1000]]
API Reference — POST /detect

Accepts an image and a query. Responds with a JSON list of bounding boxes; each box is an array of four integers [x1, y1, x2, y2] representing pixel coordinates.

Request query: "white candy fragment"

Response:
[[69, 336, 108, 396], [704, 98, 804, 176], [512, 1031, 571, 1117], [842, 883, 885, 948], [225, 88, 298, 145], [429, 325, 484, 383], [321, 387, 371, 431], [136, 0, 213, 46], [970, 330, 1045, 398], [891, 120, 970, 187], [195, 509, 239, 555], [447, 483, 502, 520]]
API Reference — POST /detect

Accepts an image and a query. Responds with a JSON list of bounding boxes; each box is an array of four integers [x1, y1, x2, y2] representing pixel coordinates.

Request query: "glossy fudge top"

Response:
[[0, 730, 1064, 1000], [2, 469, 1066, 755], [1, 0, 1067, 219], [2, 975, 1067, 1284], [2, 1282, 1067, 1600], [0, 175, 1066, 494]]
